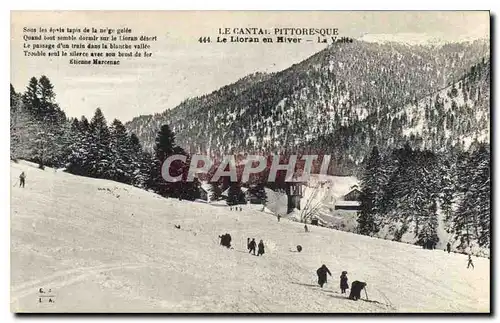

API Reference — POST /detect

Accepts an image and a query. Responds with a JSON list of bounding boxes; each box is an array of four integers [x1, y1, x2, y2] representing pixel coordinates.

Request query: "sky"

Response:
[[10, 11, 490, 122]]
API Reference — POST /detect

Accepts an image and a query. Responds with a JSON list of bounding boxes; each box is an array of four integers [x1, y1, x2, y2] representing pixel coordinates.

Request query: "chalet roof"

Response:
[[200, 184, 212, 193], [335, 200, 361, 206]]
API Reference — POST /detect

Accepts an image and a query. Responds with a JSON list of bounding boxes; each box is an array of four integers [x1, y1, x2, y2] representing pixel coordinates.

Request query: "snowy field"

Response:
[[10, 161, 489, 313]]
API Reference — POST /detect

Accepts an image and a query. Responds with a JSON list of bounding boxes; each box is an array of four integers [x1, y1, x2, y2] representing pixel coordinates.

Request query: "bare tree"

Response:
[[299, 185, 323, 223]]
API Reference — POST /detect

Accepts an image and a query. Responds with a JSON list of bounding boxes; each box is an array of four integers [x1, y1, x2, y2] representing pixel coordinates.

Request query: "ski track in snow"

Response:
[[10, 161, 490, 313]]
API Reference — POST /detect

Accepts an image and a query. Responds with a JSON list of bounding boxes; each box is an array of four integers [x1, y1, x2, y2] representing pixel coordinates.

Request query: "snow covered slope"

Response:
[[11, 161, 489, 313]]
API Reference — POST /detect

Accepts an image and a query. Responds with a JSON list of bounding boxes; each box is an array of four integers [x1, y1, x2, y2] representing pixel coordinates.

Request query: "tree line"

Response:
[[10, 76, 201, 201], [357, 143, 490, 251]]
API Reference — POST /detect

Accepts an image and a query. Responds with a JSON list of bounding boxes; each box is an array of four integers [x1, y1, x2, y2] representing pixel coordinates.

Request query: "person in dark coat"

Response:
[[349, 281, 367, 301], [447, 242, 451, 254], [304, 225, 309, 233], [19, 172, 26, 188], [247, 238, 251, 250], [257, 240, 265, 256], [467, 254, 474, 269], [340, 271, 349, 294], [219, 233, 231, 248], [316, 264, 332, 288], [248, 238, 256, 255]]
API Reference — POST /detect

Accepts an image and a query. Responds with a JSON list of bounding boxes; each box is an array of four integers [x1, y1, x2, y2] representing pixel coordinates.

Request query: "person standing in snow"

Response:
[[316, 264, 332, 288], [247, 237, 251, 251], [248, 238, 256, 255], [447, 242, 451, 254], [467, 254, 474, 269], [304, 225, 309, 233], [257, 240, 265, 256], [340, 271, 349, 294], [277, 215, 281, 222], [19, 172, 26, 188]]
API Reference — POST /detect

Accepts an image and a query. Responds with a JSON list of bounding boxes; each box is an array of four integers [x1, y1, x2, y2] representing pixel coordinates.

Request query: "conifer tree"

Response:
[[150, 124, 184, 196], [66, 116, 92, 176], [23, 77, 40, 115], [210, 181, 222, 201], [87, 108, 112, 177], [358, 146, 383, 235], [109, 119, 132, 183], [10, 87, 36, 161], [227, 182, 245, 206], [416, 200, 440, 249]]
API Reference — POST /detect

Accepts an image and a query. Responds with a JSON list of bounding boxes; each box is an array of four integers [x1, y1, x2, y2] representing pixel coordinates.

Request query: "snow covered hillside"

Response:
[[11, 161, 489, 313]]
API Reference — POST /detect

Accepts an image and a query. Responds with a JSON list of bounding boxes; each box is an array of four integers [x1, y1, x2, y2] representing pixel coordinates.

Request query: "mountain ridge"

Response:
[[125, 39, 490, 173]]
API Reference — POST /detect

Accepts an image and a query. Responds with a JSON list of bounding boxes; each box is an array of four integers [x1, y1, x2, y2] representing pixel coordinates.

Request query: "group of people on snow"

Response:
[[316, 264, 367, 301], [247, 237, 265, 256], [230, 206, 243, 211], [217, 234, 266, 257]]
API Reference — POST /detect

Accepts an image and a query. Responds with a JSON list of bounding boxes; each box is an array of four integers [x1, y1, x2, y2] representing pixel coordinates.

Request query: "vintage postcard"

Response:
[[10, 11, 490, 313]]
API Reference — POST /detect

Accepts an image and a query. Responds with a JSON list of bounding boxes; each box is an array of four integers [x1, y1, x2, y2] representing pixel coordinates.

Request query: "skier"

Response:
[[304, 225, 309, 233], [349, 281, 367, 301], [257, 240, 265, 256], [340, 271, 349, 294], [248, 238, 256, 255], [467, 254, 474, 269], [247, 237, 251, 251], [447, 242, 451, 254], [277, 215, 281, 222], [19, 172, 26, 188], [316, 264, 332, 288]]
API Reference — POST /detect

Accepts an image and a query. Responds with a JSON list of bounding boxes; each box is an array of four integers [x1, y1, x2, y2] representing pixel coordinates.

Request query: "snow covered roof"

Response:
[[306, 175, 359, 198], [335, 200, 361, 206], [201, 182, 212, 193], [221, 187, 248, 196]]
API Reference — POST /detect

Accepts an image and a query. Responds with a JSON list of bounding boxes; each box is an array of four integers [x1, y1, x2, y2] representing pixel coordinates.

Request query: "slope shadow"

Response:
[[233, 249, 260, 256], [361, 299, 385, 305], [292, 281, 393, 308], [293, 283, 351, 301], [328, 294, 350, 301], [290, 282, 319, 288], [360, 298, 395, 309]]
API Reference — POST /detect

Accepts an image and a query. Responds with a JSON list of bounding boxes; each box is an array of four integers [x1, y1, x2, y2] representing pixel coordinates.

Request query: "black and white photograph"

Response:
[[9, 10, 491, 313]]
